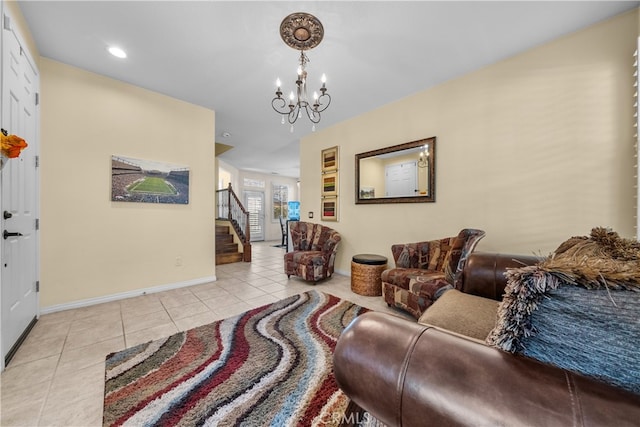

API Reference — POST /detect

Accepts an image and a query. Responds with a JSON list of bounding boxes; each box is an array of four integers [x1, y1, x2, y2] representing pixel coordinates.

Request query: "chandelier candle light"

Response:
[[272, 12, 331, 132], [418, 144, 430, 168]]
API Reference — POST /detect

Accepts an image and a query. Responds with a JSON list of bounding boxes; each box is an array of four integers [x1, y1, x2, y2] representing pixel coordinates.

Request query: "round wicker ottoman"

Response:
[[351, 254, 388, 296]]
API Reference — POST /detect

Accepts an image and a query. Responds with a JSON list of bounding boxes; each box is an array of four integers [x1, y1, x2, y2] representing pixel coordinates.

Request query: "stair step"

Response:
[[215, 234, 234, 244], [215, 225, 230, 234], [215, 221, 248, 265], [216, 243, 239, 254], [216, 252, 244, 265]]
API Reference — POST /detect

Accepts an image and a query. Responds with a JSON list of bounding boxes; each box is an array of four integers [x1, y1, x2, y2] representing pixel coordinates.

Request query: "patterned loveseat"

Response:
[[382, 228, 485, 318], [284, 221, 341, 282]]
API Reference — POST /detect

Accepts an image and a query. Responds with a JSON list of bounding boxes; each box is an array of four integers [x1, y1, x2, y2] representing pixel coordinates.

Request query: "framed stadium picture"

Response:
[[111, 155, 190, 204]]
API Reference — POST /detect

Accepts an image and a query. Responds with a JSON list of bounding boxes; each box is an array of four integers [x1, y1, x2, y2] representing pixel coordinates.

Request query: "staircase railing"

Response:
[[216, 183, 251, 262]]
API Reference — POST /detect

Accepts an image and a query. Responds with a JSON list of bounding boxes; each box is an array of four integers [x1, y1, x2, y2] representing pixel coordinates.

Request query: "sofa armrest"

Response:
[[334, 312, 640, 427], [460, 252, 540, 300]]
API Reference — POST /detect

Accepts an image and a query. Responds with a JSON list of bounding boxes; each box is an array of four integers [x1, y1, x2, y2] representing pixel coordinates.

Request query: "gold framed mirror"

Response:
[[355, 137, 436, 204]]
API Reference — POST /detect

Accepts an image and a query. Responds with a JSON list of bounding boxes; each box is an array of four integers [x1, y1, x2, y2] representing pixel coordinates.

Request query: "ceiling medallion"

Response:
[[272, 12, 331, 132], [279, 12, 324, 51]]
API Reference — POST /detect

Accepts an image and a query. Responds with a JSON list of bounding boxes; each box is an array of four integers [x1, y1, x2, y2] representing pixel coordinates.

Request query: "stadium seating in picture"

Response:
[[111, 156, 189, 204]]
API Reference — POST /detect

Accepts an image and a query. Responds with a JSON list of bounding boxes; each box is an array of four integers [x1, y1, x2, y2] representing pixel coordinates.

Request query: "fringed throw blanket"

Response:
[[103, 291, 368, 426], [487, 227, 640, 395]]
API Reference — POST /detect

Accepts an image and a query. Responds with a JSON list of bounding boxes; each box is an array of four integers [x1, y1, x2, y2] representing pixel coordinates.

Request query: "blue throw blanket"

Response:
[[522, 285, 640, 394], [487, 227, 640, 395]]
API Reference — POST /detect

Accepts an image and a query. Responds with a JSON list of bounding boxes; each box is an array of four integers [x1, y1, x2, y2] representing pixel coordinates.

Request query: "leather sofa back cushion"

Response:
[[461, 252, 540, 300], [418, 289, 498, 341]]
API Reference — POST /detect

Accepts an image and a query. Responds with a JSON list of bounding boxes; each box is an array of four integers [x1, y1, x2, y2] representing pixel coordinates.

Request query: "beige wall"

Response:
[[40, 59, 216, 309], [301, 9, 639, 275]]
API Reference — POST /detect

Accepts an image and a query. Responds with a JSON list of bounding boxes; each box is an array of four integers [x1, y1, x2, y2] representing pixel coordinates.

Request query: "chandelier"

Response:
[[417, 144, 430, 168], [272, 12, 331, 132]]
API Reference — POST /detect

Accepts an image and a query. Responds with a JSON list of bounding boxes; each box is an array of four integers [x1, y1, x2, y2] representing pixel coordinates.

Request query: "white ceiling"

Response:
[[18, 1, 639, 178]]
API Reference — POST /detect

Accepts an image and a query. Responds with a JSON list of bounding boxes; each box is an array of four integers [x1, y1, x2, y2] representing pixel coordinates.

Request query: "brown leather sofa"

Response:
[[334, 252, 640, 426]]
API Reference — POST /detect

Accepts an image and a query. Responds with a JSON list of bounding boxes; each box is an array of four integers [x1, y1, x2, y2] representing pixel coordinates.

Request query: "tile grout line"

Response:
[[36, 315, 73, 426], [120, 300, 128, 352]]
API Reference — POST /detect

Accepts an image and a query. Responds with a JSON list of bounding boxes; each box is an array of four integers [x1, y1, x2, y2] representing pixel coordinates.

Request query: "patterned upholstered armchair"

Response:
[[382, 229, 485, 318], [284, 221, 341, 282]]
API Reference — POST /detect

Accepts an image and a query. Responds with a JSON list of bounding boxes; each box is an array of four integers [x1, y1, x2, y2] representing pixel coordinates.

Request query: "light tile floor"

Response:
[[0, 242, 405, 426]]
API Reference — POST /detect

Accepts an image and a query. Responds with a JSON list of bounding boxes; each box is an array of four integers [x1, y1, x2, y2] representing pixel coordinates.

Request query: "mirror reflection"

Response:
[[355, 137, 436, 204]]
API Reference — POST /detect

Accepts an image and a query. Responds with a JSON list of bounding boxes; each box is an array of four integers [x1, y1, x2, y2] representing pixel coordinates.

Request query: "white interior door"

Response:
[[244, 191, 264, 242], [385, 161, 418, 197], [1, 13, 40, 368]]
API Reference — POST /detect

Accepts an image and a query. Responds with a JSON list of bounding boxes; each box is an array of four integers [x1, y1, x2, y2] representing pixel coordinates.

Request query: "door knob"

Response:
[[3, 211, 12, 220], [3, 230, 23, 240]]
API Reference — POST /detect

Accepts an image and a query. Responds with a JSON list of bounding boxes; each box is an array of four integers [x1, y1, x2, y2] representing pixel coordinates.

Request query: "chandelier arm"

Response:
[[287, 105, 299, 124], [305, 106, 321, 123], [272, 97, 292, 115], [315, 93, 331, 113]]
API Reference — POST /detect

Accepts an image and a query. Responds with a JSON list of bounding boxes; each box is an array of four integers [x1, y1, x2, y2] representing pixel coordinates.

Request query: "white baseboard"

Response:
[[40, 276, 217, 315], [335, 268, 350, 277]]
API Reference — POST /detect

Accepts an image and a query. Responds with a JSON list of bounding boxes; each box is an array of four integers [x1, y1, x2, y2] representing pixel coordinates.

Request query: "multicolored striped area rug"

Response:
[[103, 290, 368, 426]]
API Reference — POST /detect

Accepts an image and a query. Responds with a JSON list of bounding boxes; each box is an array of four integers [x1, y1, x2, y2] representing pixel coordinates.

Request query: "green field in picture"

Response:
[[128, 177, 177, 195]]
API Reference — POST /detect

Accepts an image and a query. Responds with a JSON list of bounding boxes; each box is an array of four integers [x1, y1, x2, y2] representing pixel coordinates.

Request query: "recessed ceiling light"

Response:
[[108, 46, 127, 59]]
